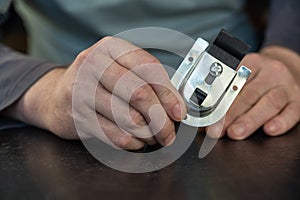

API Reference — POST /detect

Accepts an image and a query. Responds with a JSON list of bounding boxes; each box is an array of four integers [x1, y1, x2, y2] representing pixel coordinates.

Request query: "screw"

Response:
[[209, 62, 223, 77]]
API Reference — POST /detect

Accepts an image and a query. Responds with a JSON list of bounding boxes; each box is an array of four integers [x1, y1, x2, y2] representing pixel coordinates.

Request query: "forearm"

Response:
[[262, 0, 300, 53], [259, 0, 300, 89], [2, 68, 66, 130], [0, 44, 60, 129]]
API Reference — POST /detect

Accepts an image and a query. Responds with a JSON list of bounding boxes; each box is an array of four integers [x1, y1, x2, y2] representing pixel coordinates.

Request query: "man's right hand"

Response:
[[3, 36, 187, 150]]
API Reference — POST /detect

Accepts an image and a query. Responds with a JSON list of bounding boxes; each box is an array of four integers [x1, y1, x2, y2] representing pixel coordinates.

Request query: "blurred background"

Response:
[[0, 0, 269, 54], [1, 5, 27, 53]]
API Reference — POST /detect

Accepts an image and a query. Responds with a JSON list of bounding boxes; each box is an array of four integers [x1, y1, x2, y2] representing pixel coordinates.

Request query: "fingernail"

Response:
[[173, 103, 184, 121], [165, 134, 176, 146], [232, 123, 245, 137]]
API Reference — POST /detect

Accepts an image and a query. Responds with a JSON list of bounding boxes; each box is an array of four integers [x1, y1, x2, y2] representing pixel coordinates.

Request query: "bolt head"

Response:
[[209, 62, 223, 77]]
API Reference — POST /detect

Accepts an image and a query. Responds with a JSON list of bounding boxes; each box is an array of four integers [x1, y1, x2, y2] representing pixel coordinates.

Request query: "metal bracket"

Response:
[[171, 30, 252, 127]]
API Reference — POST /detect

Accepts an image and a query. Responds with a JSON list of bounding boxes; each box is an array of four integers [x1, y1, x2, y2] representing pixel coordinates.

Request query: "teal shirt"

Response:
[[12, 0, 257, 65]]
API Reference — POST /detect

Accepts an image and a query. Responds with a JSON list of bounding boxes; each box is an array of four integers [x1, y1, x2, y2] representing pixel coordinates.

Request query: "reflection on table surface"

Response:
[[1, 124, 300, 200]]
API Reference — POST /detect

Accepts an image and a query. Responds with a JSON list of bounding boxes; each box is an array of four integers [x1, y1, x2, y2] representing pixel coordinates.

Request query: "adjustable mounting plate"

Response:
[[171, 29, 252, 127]]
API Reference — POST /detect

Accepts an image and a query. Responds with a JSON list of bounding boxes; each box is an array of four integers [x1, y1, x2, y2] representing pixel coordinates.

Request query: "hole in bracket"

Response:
[[232, 85, 238, 91], [190, 88, 207, 107], [188, 56, 194, 62]]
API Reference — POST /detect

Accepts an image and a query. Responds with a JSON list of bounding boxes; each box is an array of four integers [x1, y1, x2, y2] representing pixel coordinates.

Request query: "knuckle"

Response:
[[115, 136, 132, 149], [158, 120, 175, 140], [243, 116, 257, 130], [266, 89, 287, 110], [76, 50, 90, 64], [158, 87, 176, 103], [100, 36, 115, 47], [241, 87, 260, 107], [242, 53, 260, 70], [131, 84, 153, 104], [247, 53, 260, 61], [141, 54, 161, 65], [129, 109, 146, 127], [130, 48, 161, 65], [96, 36, 116, 54], [128, 49, 162, 68], [102, 36, 114, 42], [272, 60, 287, 74]]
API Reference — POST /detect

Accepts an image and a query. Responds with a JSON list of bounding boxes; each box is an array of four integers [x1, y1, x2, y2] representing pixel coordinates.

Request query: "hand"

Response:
[[3, 36, 187, 149], [208, 46, 300, 139]]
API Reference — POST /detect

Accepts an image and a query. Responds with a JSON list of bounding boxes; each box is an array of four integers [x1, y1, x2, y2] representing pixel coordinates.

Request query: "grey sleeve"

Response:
[[262, 0, 300, 53], [0, 2, 61, 129], [0, 45, 60, 129], [0, 44, 59, 110], [0, 0, 11, 14]]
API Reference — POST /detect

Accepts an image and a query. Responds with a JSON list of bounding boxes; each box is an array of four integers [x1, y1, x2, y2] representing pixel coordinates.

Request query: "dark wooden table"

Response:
[[1, 124, 300, 200]]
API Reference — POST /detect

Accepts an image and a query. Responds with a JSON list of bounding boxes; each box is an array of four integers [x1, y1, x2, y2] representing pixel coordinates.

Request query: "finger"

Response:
[[215, 61, 284, 137], [76, 45, 176, 146], [264, 102, 300, 136], [205, 116, 226, 139], [207, 76, 267, 138], [100, 37, 187, 121], [95, 84, 157, 145], [120, 61, 186, 122], [205, 126, 226, 138], [96, 113, 145, 150], [95, 55, 176, 146], [227, 87, 288, 140], [206, 61, 263, 138], [228, 53, 286, 121]]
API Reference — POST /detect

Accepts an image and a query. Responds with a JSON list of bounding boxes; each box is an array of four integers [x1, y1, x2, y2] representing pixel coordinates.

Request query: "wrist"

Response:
[[3, 68, 66, 130]]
